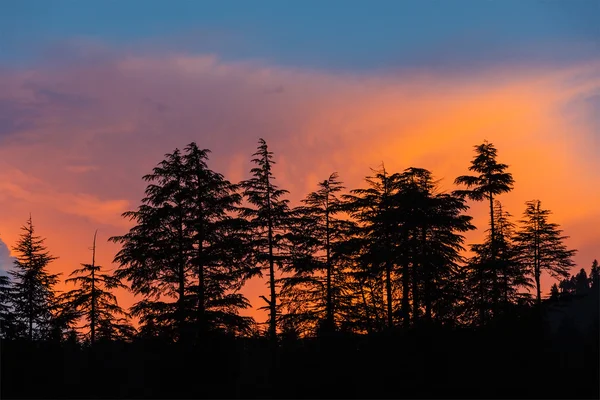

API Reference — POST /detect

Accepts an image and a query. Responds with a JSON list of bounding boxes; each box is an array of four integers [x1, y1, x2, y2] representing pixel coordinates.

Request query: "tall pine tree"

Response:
[[454, 141, 514, 323], [239, 138, 290, 342]]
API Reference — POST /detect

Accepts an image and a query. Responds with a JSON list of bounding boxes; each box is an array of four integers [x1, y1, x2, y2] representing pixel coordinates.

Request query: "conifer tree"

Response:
[[111, 144, 254, 341], [549, 283, 560, 301], [343, 165, 402, 330], [465, 201, 532, 321], [395, 168, 475, 325], [454, 141, 514, 321], [589, 259, 599, 290], [0, 274, 20, 339], [513, 200, 576, 305], [181, 143, 256, 338], [280, 172, 354, 335], [574, 268, 590, 295], [63, 231, 134, 344], [9, 216, 60, 340], [239, 138, 290, 342]]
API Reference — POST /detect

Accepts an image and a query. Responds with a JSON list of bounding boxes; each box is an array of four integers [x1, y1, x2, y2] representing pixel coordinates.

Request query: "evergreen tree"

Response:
[[396, 168, 475, 325], [454, 141, 514, 322], [111, 144, 254, 341], [343, 165, 402, 330], [465, 201, 532, 322], [574, 268, 590, 295], [549, 283, 560, 301], [590, 259, 599, 290], [181, 143, 256, 338], [513, 200, 576, 306], [9, 216, 60, 340], [111, 148, 189, 340], [63, 231, 134, 344], [239, 138, 290, 342], [0, 274, 20, 339], [280, 172, 354, 335]]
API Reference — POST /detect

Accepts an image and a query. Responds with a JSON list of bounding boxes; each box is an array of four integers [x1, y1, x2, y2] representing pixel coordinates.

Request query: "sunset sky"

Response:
[[1, 0, 598, 323]]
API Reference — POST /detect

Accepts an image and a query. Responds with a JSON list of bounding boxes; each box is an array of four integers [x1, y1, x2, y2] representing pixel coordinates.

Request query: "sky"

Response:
[[0, 0, 598, 323]]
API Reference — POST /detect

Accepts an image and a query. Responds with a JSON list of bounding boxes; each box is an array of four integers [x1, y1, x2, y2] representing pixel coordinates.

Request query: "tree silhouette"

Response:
[[466, 201, 532, 321], [549, 283, 560, 301], [111, 145, 255, 341], [454, 141, 514, 322], [280, 172, 354, 335], [9, 216, 60, 340], [343, 165, 401, 330], [0, 274, 20, 339], [111, 148, 190, 340], [574, 268, 590, 295], [63, 230, 134, 344], [239, 138, 290, 342], [395, 168, 475, 325], [181, 143, 256, 338], [589, 259, 599, 290], [513, 200, 576, 305]]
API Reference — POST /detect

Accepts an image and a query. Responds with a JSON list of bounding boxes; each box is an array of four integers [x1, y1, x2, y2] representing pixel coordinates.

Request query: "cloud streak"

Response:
[[0, 48, 598, 319]]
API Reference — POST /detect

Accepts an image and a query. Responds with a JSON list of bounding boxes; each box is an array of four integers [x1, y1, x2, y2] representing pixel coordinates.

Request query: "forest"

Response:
[[0, 139, 598, 399]]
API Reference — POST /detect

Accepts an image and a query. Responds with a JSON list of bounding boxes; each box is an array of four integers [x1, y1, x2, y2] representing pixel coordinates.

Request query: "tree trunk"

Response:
[[422, 225, 432, 322], [91, 230, 97, 345], [265, 162, 277, 344], [385, 260, 393, 329], [412, 261, 419, 324], [402, 258, 411, 328], [489, 194, 498, 318], [325, 196, 333, 330], [177, 209, 186, 342]]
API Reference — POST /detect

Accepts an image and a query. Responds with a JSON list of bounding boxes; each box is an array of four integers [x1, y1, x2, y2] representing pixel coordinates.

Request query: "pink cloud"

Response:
[[0, 49, 598, 320]]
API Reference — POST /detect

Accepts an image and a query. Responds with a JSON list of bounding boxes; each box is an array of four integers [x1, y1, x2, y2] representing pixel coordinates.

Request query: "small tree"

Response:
[[514, 200, 576, 305], [0, 274, 21, 339], [63, 231, 134, 344], [574, 268, 590, 295], [9, 216, 61, 340], [549, 283, 560, 301], [590, 260, 599, 290]]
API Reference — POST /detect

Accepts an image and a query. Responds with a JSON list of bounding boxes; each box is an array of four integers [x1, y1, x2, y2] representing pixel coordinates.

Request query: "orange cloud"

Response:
[[0, 52, 597, 324]]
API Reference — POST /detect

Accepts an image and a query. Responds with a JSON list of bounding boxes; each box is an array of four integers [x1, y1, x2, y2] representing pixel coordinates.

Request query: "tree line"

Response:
[[0, 139, 585, 345]]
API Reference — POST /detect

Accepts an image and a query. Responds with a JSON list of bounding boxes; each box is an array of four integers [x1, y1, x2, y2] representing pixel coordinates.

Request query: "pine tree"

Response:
[[0, 274, 20, 339], [574, 268, 590, 295], [343, 165, 402, 330], [280, 172, 354, 335], [239, 138, 290, 342], [590, 260, 599, 290], [454, 141, 514, 322], [181, 143, 256, 338], [549, 283, 560, 301], [9, 216, 60, 340], [396, 168, 475, 325], [111, 148, 189, 341], [111, 144, 254, 341], [465, 201, 532, 321], [63, 231, 134, 344], [513, 200, 576, 306]]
